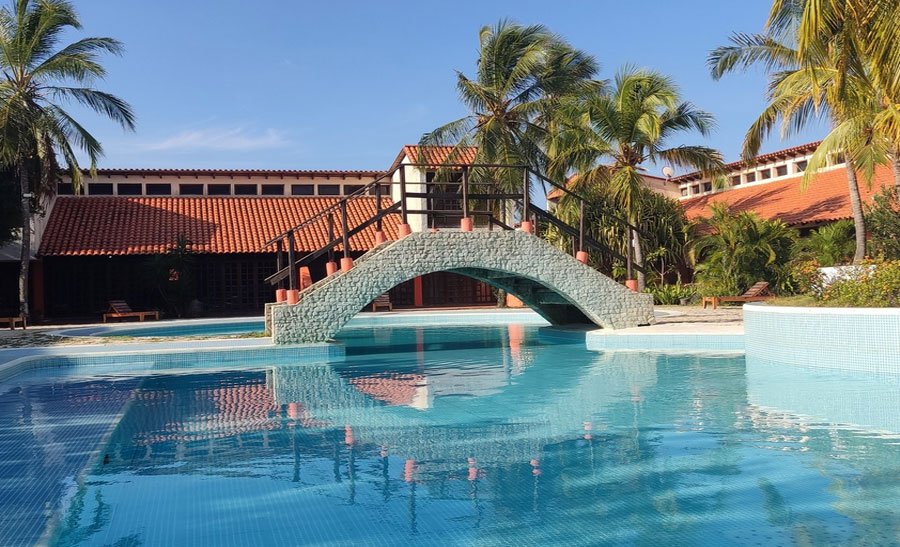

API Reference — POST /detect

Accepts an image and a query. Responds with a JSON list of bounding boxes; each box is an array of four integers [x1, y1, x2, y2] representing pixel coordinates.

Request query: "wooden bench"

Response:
[[102, 300, 160, 322], [1, 314, 26, 330], [702, 281, 773, 310], [371, 293, 393, 312]]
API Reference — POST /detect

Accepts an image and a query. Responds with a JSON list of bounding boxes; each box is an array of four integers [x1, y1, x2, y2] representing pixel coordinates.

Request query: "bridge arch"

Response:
[[271, 230, 654, 344]]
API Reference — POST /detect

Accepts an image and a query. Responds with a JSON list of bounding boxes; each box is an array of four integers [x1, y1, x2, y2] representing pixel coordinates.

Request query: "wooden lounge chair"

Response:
[[102, 300, 160, 322], [702, 281, 773, 310], [371, 293, 393, 312], [1, 313, 26, 330]]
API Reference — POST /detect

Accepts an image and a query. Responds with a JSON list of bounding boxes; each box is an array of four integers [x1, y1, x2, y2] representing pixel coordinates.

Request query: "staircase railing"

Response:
[[264, 162, 645, 290]]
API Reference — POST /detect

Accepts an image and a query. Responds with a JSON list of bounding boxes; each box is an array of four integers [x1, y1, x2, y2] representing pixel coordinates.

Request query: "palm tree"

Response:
[[694, 203, 796, 296], [709, 1, 899, 261], [796, 219, 855, 266], [419, 20, 599, 191], [0, 0, 134, 318], [554, 67, 725, 290]]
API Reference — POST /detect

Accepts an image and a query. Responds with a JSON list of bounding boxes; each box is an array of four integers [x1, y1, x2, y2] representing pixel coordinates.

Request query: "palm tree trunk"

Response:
[[845, 162, 867, 264], [892, 150, 900, 198], [18, 159, 31, 319], [633, 234, 645, 291]]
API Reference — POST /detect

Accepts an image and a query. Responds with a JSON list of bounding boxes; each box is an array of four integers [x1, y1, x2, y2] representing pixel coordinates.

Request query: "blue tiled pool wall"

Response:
[[0, 344, 344, 384], [744, 305, 900, 375], [585, 332, 745, 352]]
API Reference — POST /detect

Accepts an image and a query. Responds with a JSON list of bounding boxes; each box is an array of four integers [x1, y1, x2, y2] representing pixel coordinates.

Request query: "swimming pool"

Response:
[[1, 324, 898, 545]]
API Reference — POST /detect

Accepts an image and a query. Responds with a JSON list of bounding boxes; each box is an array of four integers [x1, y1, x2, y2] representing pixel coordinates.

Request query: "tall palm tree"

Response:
[[554, 67, 725, 290], [0, 0, 135, 318], [709, 1, 898, 261], [419, 20, 599, 191]]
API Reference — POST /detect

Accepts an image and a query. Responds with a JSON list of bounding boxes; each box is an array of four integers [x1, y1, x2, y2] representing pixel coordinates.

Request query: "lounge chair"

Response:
[[371, 293, 393, 312], [1, 313, 26, 330], [102, 300, 160, 322], [702, 281, 773, 309]]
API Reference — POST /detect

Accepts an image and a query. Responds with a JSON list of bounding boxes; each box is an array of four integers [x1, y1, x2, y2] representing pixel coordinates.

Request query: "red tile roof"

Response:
[[39, 196, 401, 256], [673, 141, 822, 183], [390, 145, 479, 171], [681, 164, 894, 226]]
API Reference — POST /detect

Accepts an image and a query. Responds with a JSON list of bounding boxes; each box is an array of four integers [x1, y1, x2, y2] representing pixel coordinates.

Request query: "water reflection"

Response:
[[6, 325, 895, 546]]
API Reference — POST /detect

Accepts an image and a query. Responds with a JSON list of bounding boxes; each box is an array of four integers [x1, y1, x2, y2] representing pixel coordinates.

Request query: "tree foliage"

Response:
[[694, 204, 797, 296]]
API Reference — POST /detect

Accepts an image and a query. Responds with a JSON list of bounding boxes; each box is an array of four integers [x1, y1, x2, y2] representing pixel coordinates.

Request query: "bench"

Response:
[[371, 294, 393, 312], [1, 314, 26, 330]]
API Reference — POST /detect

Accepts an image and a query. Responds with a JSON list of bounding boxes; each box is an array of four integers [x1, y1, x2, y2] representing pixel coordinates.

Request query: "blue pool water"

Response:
[[94, 320, 265, 338], [1, 325, 898, 545]]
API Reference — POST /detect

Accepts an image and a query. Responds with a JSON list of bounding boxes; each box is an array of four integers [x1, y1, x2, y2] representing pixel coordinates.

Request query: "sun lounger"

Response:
[[1, 313, 26, 330], [102, 300, 160, 322], [702, 281, 773, 309]]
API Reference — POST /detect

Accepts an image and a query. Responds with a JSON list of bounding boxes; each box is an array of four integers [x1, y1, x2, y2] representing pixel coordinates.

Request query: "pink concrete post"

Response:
[[575, 250, 589, 264], [398, 224, 412, 237], [275, 288, 287, 303], [375, 230, 387, 245], [340, 257, 354, 272], [325, 261, 338, 276], [460, 217, 473, 232], [286, 289, 300, 304], [625, 279, 638, 292], [520, 221, 533, 234]]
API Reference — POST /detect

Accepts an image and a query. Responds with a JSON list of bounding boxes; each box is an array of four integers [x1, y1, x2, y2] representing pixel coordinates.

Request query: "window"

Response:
[[681, 187, 688, 197], [731, 175, 741, 186], [776, 165, 788, 177], [87, 183, 114, 195], [703, 182, 712, 192], [234, 184, 258, 195], [692, 185, 700, 195], [291, 184, 314, 196], [795, 160, 808, 172], [57, 182, 74, 195], [117, 183, 142, 195], [179, 184, 203, 195], [261, 185, 284, 196], [759, 169, 771, 179], [745, 172, 756, 183], [208, 184, 231, 195], [318, 184, 340, 195], [146, 183, 172, 195], [343, 184, 365, 195]]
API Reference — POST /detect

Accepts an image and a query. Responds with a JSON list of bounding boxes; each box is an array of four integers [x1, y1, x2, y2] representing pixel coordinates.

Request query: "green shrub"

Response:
[[867, 189, 900, 260], [644, 283, 696, 305], [694, 204, 796, 296], [790, 259, 825, 296], [820, 260, 900, 307], [795, 219, 855, 266]]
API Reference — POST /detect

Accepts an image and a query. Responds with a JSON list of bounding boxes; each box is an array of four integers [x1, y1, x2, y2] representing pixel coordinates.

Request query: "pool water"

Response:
[[95, 320, 265, 338], [1, 325, 898, 546]]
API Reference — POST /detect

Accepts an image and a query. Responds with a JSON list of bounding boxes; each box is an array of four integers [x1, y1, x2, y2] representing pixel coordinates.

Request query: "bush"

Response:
[[820, 260, 900, 307], [694, 204, 796, 296], [644, 282, 695, 305], [795, 219, 855, 266], [790, 259, 825, 296], [867, 189, 900, 260]]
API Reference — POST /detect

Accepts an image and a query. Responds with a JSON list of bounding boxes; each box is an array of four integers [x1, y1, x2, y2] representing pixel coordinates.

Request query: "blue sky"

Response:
[[71, 0, 826, 174]]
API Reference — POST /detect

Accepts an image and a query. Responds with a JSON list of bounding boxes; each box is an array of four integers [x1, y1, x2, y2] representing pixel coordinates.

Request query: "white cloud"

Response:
[[143, 127, 292, 152]]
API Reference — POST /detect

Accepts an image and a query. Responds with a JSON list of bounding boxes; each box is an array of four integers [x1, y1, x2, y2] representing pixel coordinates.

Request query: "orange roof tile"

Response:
[[39, 196, 401, 256], [390, 145, 479, 171], [681, 164, 894, 226]]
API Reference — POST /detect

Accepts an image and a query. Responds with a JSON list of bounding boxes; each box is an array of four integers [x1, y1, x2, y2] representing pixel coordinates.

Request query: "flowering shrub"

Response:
[[820, 260, 900, 307], [790, 259, 825, 296]]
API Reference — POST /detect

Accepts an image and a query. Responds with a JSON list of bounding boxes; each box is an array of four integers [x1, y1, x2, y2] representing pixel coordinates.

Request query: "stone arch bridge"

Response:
[[270, 230, 654, 344]]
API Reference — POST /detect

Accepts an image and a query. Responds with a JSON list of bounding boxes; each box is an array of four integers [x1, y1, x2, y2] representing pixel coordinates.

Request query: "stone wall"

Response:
[[272, 230, 654, 344]]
